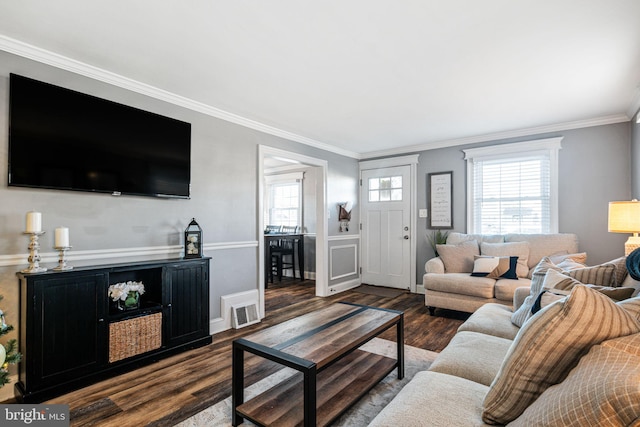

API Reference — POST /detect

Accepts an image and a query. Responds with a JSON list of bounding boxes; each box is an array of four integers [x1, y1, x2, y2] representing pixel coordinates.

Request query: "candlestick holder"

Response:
[[54, 246, 73, 271], [22, 231, 47, 273]]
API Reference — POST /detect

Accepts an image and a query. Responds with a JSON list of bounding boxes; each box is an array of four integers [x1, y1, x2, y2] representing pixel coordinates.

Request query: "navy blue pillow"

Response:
[[470, 256, 519, 279], [501, 256, 519, 279]]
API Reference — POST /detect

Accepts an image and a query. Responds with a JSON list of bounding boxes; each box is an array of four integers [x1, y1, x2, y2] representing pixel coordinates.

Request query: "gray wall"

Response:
[[415, 122, 632, 279], [0, 51, 360, 399]]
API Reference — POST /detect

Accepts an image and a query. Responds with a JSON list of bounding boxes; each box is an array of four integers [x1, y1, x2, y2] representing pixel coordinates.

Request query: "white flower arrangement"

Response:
[[108, 281, 145, 302]]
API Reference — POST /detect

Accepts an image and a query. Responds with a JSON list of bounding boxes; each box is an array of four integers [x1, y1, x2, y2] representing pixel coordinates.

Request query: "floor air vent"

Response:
[[232, 303, 259, 329]]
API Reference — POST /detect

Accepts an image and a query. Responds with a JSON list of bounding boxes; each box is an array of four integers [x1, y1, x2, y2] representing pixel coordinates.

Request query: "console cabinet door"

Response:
[[163, 260, 209, 347], [24, 272, 108, 391]]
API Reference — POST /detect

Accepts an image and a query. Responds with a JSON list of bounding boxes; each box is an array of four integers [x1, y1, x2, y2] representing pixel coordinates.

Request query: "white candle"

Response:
[[55, 227, 69, 248], [25, 211, 42, 233]]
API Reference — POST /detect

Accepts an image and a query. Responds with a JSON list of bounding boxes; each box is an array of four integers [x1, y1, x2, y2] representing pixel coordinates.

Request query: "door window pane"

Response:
[[368, 176, 402, 202]]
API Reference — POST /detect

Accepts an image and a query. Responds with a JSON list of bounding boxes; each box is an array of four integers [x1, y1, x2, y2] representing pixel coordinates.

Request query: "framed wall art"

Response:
[[427, 171, 453, 229]]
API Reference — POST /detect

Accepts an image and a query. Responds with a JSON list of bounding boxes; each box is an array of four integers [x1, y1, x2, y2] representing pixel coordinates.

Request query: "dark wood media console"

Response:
[[15, 257, 212, 403]]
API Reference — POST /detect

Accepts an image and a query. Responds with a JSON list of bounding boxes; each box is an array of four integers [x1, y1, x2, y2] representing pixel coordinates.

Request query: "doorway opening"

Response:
[[258, 145, 328, 318]]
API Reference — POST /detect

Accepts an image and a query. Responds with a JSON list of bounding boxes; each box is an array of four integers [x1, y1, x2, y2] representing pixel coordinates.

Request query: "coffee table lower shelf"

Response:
[[236, 349, 397, 427]]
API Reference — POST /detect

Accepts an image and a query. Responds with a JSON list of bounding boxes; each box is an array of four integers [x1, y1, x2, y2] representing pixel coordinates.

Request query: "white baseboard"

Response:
[[210, 317, 226, 335], [220, 290, 260, 330], [328, 278, 361, 294]]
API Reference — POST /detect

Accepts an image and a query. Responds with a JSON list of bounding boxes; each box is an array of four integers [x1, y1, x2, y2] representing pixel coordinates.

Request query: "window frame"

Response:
[[264, 172, 303, 228], [463, 137, 563, 234]]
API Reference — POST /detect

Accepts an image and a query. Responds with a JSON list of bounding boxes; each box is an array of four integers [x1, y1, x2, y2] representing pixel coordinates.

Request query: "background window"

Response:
[[264, 172, 303, 228], [464, 138, 562, 234], [269, 182, 300, 227]]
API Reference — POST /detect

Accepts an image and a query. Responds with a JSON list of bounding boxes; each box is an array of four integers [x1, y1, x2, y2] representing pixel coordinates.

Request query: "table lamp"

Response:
[[608, 200, 640, 255]]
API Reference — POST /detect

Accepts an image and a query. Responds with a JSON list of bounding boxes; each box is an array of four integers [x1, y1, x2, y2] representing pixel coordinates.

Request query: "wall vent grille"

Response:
[[232, 303, 259, 329]]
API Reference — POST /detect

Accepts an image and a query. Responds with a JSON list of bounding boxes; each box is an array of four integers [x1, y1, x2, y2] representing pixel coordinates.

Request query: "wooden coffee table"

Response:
[[232, 302, 404, 427]]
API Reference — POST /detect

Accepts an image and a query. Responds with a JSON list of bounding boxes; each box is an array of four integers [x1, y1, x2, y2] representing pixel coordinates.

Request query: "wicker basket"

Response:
[[109, 312, 162, 363]]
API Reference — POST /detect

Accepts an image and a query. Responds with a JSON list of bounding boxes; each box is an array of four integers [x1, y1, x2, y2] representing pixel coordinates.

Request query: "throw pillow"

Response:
[[436, 240, 479, 273], [606, 256, 628, 286], [470, 256, 518, 279], [542, 269, 635, 300], [549, 251, 588, 265], [555, 258, 587, 271], [567, 263, 616, 287], [508, 343, 640, 427], [510, 257, 564, 327], [481, 241, 530, 278], [446, 232, 504, 245], [601, 332, 640, 357], [530, 290, 566, 314], [513, 257, 625, 328], [530, 269, 637, 318], [618, 296, 640, 321], [482, 285, 640, 425], [627, 248, 640, 281]]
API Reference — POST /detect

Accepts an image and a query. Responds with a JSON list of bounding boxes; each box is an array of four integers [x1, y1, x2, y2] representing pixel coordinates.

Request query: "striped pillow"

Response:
[[618, 296, 640, 321], [607, 256, 628, 285], [508, 341, 640, 427], [512, 258, 620, 327], [482, 285, 640, 425], [510, 257, 563, 327], [541, 269, 635, 301], [568, 263, 616, 287]]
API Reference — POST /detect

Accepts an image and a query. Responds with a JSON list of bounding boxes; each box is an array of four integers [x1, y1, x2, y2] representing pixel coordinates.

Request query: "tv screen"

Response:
[[8, 73, 191, 199]]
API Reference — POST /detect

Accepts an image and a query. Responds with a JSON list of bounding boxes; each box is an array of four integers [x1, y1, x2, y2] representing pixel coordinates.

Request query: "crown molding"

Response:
[[360, 114, 630, 159], [628, 88, 640, 120], [0, 34, 361, 160], [1, 34, 633, 162]]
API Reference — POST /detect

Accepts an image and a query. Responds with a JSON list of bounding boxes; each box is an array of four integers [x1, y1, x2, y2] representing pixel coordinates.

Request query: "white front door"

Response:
[[361, 165, 411, 289]]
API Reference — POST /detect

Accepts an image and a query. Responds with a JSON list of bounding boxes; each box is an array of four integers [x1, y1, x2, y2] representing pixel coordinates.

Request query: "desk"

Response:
[[264, 233, 304, 286]]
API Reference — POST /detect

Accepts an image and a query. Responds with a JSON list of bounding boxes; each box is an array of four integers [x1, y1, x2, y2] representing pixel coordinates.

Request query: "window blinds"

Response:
[[471, 154, 551, 234], [464, 137, 562, 235]]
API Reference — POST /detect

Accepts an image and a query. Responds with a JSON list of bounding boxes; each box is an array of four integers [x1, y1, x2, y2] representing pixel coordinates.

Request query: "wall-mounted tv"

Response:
[[8, 73, 191, 199]]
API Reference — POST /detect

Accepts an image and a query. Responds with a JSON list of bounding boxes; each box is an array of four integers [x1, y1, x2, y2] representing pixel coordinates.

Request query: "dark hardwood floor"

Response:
[[43, 279, 468, 426]]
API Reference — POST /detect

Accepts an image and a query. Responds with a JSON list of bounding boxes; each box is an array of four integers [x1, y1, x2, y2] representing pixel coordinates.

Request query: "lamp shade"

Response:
[[608, 200, 640, 233]]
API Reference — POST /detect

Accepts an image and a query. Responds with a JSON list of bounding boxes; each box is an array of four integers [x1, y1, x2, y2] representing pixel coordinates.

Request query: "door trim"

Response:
[[258, 145, 329, 318], [359, 154, 419, 292]]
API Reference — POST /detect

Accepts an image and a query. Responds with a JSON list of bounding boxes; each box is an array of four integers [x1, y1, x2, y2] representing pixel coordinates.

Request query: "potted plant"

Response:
[[0, 295, 21, 387], [427, 230, 449, 257], [108, 281, 145, 311]]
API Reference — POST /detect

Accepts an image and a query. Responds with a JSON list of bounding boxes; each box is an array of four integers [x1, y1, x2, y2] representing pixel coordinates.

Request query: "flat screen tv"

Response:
[[8, 73, 191, 199]]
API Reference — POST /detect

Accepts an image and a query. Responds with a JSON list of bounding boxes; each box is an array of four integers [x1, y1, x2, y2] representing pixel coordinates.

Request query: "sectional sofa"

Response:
[[423, 232, 580, 314], [371, 260, 640, 426]]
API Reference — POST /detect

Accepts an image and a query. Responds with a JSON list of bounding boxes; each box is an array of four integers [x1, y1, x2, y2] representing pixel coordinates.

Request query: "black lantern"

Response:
[[184, 218, 203, 258]]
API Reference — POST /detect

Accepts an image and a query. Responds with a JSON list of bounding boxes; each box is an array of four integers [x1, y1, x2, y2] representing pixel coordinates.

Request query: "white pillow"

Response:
[[481, 241, 530, 278]]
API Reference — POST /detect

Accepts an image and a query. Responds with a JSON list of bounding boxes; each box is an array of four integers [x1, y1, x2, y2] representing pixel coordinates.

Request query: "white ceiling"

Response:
[[1, 1, 639, 159]]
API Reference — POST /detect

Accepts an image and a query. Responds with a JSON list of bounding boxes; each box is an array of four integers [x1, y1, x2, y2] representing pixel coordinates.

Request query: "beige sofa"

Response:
[[370, 280, 640, 426], [424, 232, 579, 314]]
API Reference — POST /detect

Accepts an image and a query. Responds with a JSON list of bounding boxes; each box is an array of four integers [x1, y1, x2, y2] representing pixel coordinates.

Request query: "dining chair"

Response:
[[270, 225, 300, 281], [281, 225, 299, 234]]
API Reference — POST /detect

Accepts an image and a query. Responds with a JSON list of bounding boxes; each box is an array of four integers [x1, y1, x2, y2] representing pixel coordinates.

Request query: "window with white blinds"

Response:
[[264, 172, 303, 228], [464, 138, 562, 235]]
